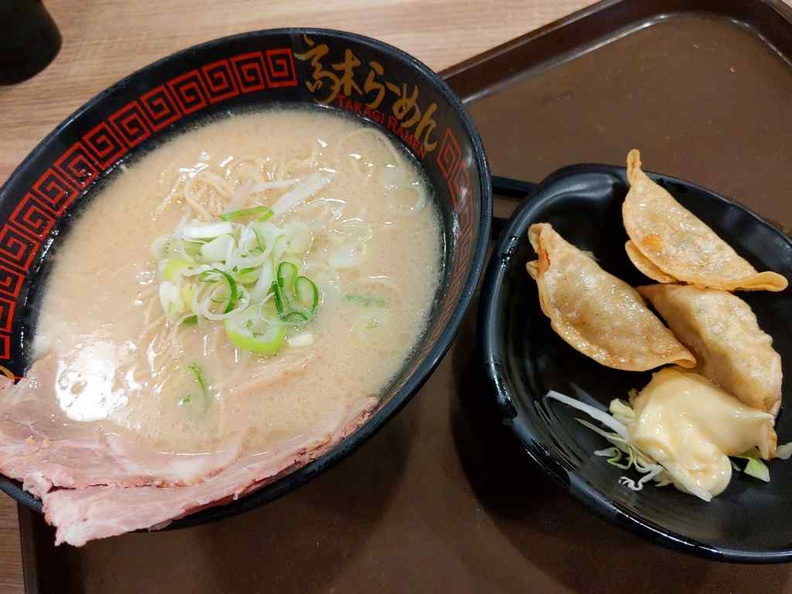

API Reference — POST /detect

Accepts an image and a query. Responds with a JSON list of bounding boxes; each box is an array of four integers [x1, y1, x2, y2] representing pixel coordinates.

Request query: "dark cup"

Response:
[[0, 0, 61, 85]]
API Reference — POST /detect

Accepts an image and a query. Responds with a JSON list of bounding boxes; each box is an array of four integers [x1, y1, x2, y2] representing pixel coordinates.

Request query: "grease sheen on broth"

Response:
[[34, 106, 441, 453]]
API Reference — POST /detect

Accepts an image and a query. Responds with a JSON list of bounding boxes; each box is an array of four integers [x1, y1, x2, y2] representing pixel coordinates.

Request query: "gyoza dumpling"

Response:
[[526, 223, 695, 371], [629, 367, 777, 501], [622, 150, 788, 292], [638, 284, 783, 415], [624, 240, 676, 284]]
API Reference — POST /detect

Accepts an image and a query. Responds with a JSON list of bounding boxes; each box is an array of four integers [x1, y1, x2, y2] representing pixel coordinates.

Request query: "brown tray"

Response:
[[446, 0, 792, 228], [19, 1, 792, 592]]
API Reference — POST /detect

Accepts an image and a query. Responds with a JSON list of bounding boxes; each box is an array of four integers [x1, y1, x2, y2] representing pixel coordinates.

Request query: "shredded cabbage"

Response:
[[546, 389, 784, 501], [776, 442, 792, 460], [734, 450, 771, 482]]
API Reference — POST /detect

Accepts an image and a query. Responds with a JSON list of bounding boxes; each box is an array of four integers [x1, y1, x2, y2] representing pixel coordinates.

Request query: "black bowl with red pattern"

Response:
[[0, 29, 491, 527]]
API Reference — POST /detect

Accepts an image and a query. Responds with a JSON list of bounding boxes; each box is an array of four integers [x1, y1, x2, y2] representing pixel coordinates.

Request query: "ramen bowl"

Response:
[[0, 29, 491, 528]]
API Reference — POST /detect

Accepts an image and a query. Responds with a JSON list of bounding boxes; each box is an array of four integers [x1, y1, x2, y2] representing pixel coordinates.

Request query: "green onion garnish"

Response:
[[224, 309, 286, 355], [344, 294, 386, 307], [163, 258, 191, 281], [188, 363, 210, 397], [153, 212, 321, 356], [283, 311, 310, 323], [180, 363, 211, 411], [201, 268, 239, 313], [295, 277, 319, 313], [272, 262, 319, 322], [220, 205, 273, 222], [277, 261, 298, 292]]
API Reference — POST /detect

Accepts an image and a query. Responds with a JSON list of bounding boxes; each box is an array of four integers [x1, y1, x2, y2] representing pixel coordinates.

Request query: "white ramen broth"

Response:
[[34, 106, 441, 454]]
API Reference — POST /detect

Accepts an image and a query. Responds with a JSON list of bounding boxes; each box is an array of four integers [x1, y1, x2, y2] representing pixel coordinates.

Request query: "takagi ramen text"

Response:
[[296, 35, 439, 158]]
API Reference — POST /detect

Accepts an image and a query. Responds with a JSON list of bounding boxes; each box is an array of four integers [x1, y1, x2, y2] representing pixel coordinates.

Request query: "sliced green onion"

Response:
[[182, 240, 205, 258], [353, 317, 380, 332], [154, 207, 322, 357], [224, 310, 285, 355], [294, 276, 319, 313], [253, 229, 267, 253], [163, 259, 191, 281], [151, 235, 171, 260], [181, 363, 211, 412], [201, 234, 235, 262], [272, 262, 319, 322], [288, 332, 314, 348], [201, 268, 239, 313], [181, 286, 194, 307], [159, 281, 184, 319], [272, 281, 287, 318], [250, 260, 274, 302], [277, 261, 298, 292], [344, 294, 386, 307], [188, 363, 210, 397], [220, 205, 273, 222], [235, 266, 260, 284], [180, 221, 233, 240], [283, 311, 309, 323]]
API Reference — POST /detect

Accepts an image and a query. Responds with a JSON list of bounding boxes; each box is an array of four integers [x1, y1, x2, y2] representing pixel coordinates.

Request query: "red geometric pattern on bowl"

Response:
[[0, 264, 24, 299], [264, 48, 298, 88], [0, 225, 40, 272], [54, 141, 100, 189], [109, 101, 153, 148], [421, 126, 474, 352], [436, 127, 461, 182], [30, 168, 79, 215], [202, 60, 240, 103], [139, 86, 182, 131], [0, 334, 10, 360], [231, 53, 269, 92], [0, 47, 299, 359], [83, 122, 129, 169], [0, 298, 16, 333], [9, 194, 57, 240], [168, 70, 210, 115]]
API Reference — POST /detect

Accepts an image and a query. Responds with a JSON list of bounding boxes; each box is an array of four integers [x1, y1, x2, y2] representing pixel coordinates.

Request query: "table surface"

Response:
[[0, 0, 790, 591]]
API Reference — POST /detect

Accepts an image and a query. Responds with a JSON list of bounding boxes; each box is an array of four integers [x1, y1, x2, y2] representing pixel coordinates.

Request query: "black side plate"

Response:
[[478, 163, 792, 562]]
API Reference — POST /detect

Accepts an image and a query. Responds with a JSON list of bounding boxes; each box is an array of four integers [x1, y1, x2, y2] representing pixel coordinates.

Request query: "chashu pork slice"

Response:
[[0, 356, 243, 497], [43, 396, 376, 546]]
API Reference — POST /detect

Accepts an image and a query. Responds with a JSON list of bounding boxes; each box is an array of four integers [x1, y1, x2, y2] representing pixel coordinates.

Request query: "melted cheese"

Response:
[[629, 367, 776, 499]]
